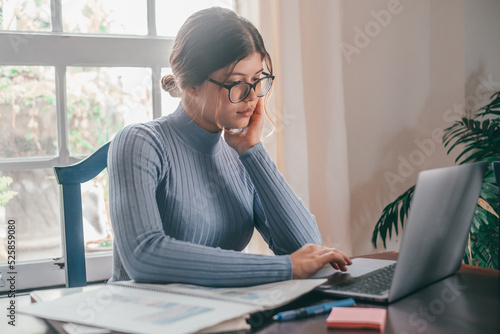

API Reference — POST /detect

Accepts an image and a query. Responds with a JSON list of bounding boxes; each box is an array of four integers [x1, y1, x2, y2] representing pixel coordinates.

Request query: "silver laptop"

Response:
[[314, 162, 487, 303]]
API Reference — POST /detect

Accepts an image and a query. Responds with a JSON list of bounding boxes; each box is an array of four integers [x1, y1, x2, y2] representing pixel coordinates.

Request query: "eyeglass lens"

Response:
[[230, 77, 273, 103]]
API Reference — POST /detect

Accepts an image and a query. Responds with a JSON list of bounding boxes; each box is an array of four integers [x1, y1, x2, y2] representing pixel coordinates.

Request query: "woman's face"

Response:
[[189, 52, 264, 132]]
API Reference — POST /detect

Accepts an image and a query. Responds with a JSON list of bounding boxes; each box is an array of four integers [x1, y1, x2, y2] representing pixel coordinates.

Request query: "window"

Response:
[[0, 0, 235, 292]]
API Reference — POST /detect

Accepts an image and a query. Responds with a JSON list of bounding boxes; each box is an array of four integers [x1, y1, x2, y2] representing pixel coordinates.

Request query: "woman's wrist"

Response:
[[236, 142, 260, 156], [237, 141, 264, 157]]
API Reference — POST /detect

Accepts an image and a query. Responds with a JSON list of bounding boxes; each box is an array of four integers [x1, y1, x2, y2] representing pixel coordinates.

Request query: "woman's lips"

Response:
[[237, 107, 254, 117]]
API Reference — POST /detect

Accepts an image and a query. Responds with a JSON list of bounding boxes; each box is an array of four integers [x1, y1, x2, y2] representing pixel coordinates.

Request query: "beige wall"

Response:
[[239, 0, 500, 257], [342, 0, 500, 255], [464, 0, 500, 102]]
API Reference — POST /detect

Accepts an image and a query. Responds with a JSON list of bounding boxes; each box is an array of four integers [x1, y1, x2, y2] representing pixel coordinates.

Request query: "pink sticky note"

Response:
[[326, 307, 387, 331]]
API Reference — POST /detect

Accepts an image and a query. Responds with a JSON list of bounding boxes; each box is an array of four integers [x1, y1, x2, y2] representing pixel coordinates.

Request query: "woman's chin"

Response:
[[226, 120, 250, 131], [226, 128, 248, 135]]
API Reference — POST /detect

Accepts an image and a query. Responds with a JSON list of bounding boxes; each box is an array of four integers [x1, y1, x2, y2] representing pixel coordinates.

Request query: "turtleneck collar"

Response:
[[168, 103, 223, 155]]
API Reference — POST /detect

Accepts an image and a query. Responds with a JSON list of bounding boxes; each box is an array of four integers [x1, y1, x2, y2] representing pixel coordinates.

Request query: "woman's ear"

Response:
[[185, 86, 197, 98]]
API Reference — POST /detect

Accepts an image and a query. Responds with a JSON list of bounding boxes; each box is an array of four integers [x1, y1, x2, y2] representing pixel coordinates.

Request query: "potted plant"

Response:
[[372, 91, 500, 269]]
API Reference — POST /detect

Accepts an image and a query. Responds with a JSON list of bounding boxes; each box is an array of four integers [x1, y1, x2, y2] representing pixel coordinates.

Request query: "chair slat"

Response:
[[53, 142, 110, 287]]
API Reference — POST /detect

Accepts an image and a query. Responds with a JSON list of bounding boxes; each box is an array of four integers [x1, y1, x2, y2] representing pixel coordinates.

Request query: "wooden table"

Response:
[[253, 252, 500, 334]]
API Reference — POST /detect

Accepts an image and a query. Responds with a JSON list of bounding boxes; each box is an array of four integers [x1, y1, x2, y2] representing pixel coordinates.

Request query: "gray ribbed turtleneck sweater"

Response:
[[108, 104, 321, 287]]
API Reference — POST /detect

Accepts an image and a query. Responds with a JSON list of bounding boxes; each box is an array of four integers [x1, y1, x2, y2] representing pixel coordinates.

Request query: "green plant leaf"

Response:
[[0, 176, 18, 207], [375, 89, 500, 269], [371, 186, 414, 249]]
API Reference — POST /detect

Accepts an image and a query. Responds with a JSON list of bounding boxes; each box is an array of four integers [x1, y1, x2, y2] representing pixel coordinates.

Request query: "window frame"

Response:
[[0, 0, 173, 292]]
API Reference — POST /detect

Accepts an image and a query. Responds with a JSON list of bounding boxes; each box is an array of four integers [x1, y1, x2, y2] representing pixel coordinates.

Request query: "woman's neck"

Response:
[[181, 99, 221, 133]]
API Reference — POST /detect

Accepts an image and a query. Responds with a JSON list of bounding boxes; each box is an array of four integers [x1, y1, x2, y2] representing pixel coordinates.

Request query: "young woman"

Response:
[[108, 7, 351, 287]]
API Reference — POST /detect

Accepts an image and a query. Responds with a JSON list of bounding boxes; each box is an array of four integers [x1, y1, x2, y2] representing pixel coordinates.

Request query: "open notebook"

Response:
[[21, 278, 326, 334]]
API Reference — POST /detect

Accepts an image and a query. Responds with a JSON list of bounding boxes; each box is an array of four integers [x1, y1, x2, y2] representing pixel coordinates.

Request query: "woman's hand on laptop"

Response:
[[290, 243, 352, 279]]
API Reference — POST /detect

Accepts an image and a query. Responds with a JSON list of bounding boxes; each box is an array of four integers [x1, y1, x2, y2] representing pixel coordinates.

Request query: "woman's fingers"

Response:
[[224, 98, 264, 155], [290, 244, 352, 278], [330, 262, 340, 270], [290, 243, 352, 278], [320, 251, 350, 271], [317, 248, 352, 272]]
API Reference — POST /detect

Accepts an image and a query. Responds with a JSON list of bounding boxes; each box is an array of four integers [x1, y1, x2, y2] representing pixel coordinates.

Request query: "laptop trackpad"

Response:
[[308, 258, 397, 279]]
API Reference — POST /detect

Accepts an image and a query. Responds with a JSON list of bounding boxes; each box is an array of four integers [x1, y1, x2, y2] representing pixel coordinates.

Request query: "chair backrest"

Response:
[[54, 142, 110, 288], [493, 161, 500, 270]]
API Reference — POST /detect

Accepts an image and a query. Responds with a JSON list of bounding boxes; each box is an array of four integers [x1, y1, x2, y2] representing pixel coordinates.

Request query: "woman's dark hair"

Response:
[[161, 7, 273, 98]]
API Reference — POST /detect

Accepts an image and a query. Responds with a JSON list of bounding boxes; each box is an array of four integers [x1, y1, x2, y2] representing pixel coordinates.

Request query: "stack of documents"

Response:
[[21, 279, 326, 334]]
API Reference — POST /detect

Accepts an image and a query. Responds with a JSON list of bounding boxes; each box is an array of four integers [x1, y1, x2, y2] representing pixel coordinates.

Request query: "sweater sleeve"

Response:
[[108, 125, 293, 287], [239, 143, 322, 255]]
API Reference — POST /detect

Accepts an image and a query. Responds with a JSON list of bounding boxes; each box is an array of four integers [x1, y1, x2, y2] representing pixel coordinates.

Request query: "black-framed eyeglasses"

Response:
[[207, 72, 275, 103]]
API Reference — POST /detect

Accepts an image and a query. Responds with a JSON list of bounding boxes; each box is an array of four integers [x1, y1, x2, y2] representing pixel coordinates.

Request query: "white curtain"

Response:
[[238, 0, 500, 258], [239, 0, 353, 255]]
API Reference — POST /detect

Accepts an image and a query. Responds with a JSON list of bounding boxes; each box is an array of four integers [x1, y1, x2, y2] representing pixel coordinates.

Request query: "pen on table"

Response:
[[273, 298, 356, 321]]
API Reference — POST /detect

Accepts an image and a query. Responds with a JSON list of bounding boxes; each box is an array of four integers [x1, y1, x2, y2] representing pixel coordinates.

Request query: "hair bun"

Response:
[[161, 74, 182, 98]]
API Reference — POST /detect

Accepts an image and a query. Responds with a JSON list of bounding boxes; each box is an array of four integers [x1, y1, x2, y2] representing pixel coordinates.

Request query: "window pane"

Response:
[[156, 0, 235, 37], [66, 67, 152, 156], [0, 169, 61, 262], [160, 67, 181, 116], [0, 66, 57, 158], [0, 0, 51, 31], [0, 168, 112, 264], [62, 0, 147, 35], [82, 169, 113, 253]]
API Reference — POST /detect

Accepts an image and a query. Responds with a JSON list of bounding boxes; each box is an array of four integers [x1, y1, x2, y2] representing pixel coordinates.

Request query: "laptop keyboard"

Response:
[[332, 263, 397, 295]]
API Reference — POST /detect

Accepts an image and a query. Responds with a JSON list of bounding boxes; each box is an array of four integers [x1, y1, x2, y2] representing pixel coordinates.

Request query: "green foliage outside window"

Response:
[[0, 176, 18, 207]]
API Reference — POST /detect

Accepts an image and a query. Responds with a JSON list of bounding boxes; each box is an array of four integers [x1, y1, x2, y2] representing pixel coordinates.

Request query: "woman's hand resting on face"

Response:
[[290, 243, 352, 279], [223, 101, 352, 278], [224, 98, 264, 155]]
